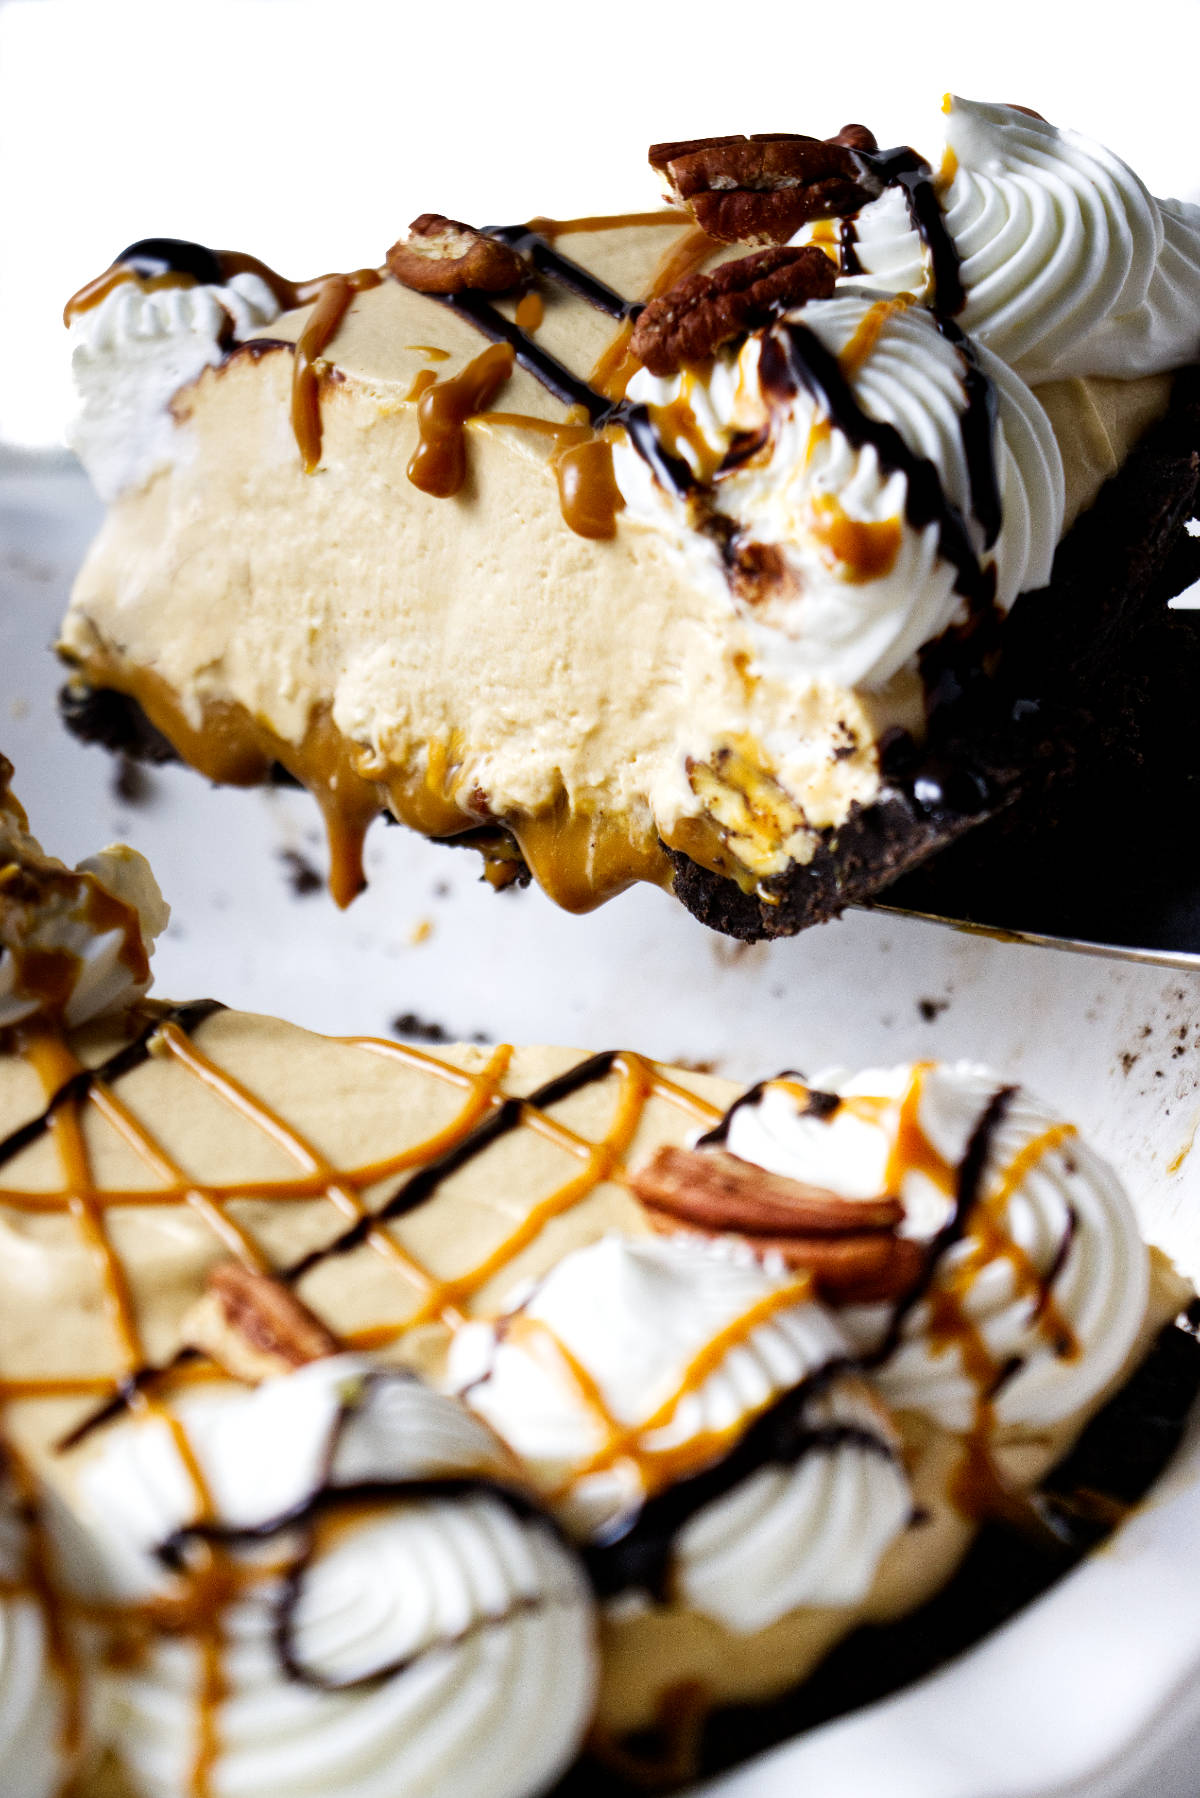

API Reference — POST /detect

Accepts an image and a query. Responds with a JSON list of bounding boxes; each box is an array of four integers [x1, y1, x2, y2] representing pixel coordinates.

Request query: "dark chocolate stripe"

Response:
[[485, 224, 641, 321], [869, 1084, 1017, 1369], [285, 1050, 622, 1283], [430, 293, 695, 498], [584, 1357, 898, 1602], [698, 1072, 840, 1149], [435, 290, 611, 421], [155, 1369, 565, 1693], [865, 146, 965, 317], [0, 999, 225, 1173], [759, 320, 994, 610], [937, 316, 1002, 551]]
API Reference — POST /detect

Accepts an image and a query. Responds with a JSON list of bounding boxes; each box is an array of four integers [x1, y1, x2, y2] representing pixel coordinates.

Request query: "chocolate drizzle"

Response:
[[697, 1073, 841, 1149], [584, 1357, 897, 1602], [152, 1371, 563, 1694], [485, 225, 643, 323], [862, 146, 965, 316], [759, 321, 996, 610], [433, 292, 694, 498], [114, 238, 226, 287], [0, 1000, 225, 1172], [870, 1084, 1016, 1370], [286, 1049, 622, 1280], [937, 317, 1002, 550]]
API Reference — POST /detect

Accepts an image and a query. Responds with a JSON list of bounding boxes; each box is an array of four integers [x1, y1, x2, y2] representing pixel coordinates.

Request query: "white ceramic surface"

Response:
[[4, 455, 1200, 1798]]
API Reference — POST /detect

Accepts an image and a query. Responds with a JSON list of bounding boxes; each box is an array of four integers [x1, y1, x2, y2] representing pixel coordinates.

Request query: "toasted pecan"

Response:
[[642, 1206, 926, 1305], [649, 130, 881, 245], [386, 213, 528, 295], [183, 1263, 340, 1383], [629, 244, 835, 376], [630, 1145, 921, 1304]]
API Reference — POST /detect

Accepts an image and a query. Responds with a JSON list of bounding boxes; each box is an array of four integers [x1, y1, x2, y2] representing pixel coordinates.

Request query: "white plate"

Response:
[[4, 456, 1200, 1797]]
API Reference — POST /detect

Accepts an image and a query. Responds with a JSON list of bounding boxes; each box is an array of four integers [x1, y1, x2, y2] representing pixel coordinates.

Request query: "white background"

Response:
[[3, 0, 1200, 443]]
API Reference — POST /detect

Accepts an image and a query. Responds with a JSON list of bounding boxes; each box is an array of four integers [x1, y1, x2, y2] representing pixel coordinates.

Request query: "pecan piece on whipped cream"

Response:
[[629, 1144, 924, 1304], [630, 245, 836, 376], [649, 129, 880, 245], [386, 213, 529, 295], [182, 1262, 340, 1383]]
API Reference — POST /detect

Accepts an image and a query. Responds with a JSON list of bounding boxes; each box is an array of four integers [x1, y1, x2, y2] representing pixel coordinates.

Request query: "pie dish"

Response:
[[55, 97, 1200, 935], [0, 759, 1194, 1797]]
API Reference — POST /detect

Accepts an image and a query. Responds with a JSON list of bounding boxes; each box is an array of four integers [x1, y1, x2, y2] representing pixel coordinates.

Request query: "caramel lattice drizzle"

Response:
[[0, 1006, 720, 1797]]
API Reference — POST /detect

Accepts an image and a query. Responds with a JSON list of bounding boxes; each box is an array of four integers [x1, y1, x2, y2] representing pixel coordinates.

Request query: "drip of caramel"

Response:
[[407, 343, 516, 498], [63, 654, 674, 911], [514, 291, 544, 333], [291, 268, 382, 474]]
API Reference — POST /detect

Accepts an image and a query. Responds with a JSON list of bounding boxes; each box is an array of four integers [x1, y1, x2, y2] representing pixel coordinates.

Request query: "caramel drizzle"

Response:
[[703, 1066, 1082, 1518], [0, 1010, 721, 1793], [291, 268, 382, 473]]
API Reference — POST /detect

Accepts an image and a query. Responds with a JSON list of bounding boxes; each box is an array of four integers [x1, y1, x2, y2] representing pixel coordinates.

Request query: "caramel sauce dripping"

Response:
[[292, 268, 382, 474], [77, 650, 682, 910], [479, 405, 626, 541], [407, 342, 516, 498], [589, 224, 717, 405]]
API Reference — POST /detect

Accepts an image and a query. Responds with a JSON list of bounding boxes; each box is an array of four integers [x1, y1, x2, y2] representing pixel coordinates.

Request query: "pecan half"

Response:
[[386, 214, 528, 295], [630, 245, 835, 376], [182, 1263, 340, 1383], [649, 130, 881, 245], [630, 1145, 923, 1304]]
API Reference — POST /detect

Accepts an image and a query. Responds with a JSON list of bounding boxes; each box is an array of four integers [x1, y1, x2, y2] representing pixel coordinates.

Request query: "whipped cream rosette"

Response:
[[451, 1234, 912, 1633], [0, 755, 168, 1031], [791, 96, 1200, 382], [66, 1357, 596, 1798], [68, 257, 282, 503], [615, 291, 1063, 688], [0, 1460, 83, 1798], [712, 1062, 1156, 1441]]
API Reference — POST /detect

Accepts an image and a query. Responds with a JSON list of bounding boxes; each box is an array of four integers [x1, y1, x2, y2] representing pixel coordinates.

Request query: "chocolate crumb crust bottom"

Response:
[[59, 369, 1200, 942], [553, 1312, 1200, 1792]]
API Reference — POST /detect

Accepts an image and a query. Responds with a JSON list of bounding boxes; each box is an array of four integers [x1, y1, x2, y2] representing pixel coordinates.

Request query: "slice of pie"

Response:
[[0, 761, 1192, 1795], [57, 98, 1200, 935]]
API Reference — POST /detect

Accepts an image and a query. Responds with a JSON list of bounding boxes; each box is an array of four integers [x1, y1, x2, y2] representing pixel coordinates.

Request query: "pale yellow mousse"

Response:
[[59, 221, 1173, 912], [0, 1003, 1185, 1758]]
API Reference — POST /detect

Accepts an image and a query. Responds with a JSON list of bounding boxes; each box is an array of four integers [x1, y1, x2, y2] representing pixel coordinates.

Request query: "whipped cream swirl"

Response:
[[67, 271, 281, 502], [0, 761, 168, 1030], [723, 1063, 1150, 1435], [797, 97, 1200, 382], [0, 1470, 77, 1798], [451, 1235, 911, 1633], [616, 293, 1062, 688], [72, 1357, 596, 1798]]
